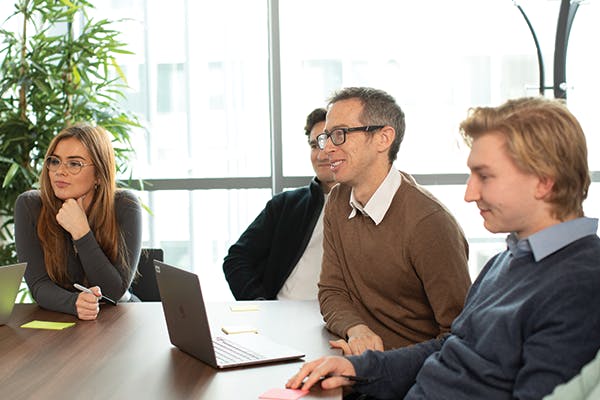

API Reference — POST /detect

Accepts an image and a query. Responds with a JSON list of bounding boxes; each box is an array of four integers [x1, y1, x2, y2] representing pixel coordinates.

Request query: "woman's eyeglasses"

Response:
[[45, 156, 93, 175]]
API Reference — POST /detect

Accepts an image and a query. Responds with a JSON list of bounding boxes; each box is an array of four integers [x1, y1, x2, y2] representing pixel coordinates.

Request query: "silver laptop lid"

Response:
[[0, 263, 27, 325], [154, 260, 219, 366], [154, 260, 305, 369]]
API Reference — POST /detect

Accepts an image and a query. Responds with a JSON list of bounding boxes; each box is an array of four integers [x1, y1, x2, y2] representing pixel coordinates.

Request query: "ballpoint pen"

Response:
[[300, 373, 371, 387], [322, 374, 371, 384], [74, 283, 117, 306]]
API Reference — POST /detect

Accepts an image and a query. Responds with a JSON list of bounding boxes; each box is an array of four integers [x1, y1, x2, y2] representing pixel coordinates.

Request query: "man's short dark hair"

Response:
[[327, 87, 405, 164], [304, 108, 327, 137]]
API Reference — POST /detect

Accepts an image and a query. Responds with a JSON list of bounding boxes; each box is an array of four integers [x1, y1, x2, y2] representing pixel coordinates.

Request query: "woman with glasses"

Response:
[[14, 123, 142, 320]]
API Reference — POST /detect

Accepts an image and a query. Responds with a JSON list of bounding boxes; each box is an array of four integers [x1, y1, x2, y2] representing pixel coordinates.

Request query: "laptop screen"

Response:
[[0, 263, 27, 325]]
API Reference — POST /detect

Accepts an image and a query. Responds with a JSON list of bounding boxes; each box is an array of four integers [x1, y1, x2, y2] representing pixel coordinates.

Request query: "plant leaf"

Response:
[[2, 163, 19, 188], [72, 65, 81, 85]]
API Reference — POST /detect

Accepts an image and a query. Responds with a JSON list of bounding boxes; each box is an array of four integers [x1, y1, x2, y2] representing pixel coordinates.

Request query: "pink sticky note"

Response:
[[258, 387, 309, 400]]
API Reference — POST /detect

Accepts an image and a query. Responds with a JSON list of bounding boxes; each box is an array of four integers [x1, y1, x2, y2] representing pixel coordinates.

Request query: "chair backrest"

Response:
[[130, 248, 164, 301]]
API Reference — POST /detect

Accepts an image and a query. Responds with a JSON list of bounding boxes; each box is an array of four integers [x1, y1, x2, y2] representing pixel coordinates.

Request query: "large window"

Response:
[[567, 0, 600, 171], [5, 1, 597, 300], [279, 0, 563, 178], [89, 1, 273, 299], [100, 0, 271, 180]]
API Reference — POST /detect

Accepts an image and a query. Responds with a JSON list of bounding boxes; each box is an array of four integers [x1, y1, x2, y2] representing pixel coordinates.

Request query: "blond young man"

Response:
[[288, 97, 600, 400]]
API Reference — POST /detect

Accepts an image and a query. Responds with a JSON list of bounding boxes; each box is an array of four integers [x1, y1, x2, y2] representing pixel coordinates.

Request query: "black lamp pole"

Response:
[[554, 0, 581, 99]]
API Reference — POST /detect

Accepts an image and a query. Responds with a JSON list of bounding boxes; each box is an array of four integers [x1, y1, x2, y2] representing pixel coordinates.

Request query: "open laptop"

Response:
[[154, 260, 305, 369], [0, 263, 27, 325]]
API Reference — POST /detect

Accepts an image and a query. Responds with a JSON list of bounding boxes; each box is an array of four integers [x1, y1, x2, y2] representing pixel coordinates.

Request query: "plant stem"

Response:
[[65, 17, 73, 123], [18, 0, 28, 121]]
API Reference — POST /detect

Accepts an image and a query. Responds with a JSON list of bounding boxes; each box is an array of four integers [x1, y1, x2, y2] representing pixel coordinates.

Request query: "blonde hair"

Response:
[[460, 97, 589, 221], [37, 123, 127, 286]]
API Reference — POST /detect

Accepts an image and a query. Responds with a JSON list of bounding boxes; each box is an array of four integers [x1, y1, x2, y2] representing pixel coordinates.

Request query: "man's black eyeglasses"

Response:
[[316, 126, 384, 150]]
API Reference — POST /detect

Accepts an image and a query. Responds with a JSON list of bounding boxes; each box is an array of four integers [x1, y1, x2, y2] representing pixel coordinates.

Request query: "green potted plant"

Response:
[[0, 0, 140, 294]]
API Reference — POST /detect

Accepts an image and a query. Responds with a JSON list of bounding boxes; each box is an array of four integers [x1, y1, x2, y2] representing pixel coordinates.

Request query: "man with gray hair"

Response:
[[317, 87, 471, 355]]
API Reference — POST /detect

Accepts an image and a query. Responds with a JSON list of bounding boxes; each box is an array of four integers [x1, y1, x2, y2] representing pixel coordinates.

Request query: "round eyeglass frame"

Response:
[[45, 156, 94, 175]]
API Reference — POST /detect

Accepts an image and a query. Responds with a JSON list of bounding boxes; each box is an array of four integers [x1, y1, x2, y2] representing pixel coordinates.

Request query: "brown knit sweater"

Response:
[[318, 172, 471, 350]]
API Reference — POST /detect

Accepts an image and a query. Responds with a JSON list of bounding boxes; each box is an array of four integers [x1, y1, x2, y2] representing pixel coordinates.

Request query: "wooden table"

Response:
[[0, 301, 342, 399]]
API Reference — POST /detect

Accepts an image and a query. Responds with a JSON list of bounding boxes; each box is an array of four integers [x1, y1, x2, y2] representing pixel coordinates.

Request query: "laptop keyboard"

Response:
[[213, 336, 263, 364]]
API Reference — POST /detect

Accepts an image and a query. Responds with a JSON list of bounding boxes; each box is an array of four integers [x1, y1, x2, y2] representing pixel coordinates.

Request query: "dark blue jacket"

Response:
[[223, 178, 325, 300]]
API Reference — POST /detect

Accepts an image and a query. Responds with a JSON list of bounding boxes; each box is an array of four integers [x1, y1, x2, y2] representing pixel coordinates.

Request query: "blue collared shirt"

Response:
[[507, 217, 599, 262]]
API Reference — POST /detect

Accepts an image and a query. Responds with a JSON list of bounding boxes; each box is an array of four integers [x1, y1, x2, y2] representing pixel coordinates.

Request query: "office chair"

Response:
[[130, 248, 164, 301]]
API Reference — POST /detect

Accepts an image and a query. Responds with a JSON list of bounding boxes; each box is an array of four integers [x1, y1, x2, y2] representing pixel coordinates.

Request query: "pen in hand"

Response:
[[73, 283, 117, 306], [301, 373, 371, 387], [321, 374, 371, 384]]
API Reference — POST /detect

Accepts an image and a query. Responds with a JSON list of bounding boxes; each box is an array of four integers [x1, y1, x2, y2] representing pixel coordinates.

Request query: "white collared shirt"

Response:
[[277, 193, 329, 300], [348, 167, 402, 225]]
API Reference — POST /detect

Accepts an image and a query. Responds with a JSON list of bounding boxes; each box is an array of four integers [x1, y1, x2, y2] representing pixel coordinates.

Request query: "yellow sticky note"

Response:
[[21, 320, 76, 330], [229, 304, 260, 312], [221, 325, 258, 334]]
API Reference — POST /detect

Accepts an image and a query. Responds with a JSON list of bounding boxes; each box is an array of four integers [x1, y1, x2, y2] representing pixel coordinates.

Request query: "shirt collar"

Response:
[[348, 168, 401, 225], [506, 217, 599, 261]]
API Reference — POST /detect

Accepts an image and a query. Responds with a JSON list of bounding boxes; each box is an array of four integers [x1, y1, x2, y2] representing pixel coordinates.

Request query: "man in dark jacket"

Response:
[[223, 108, 336, 300]]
